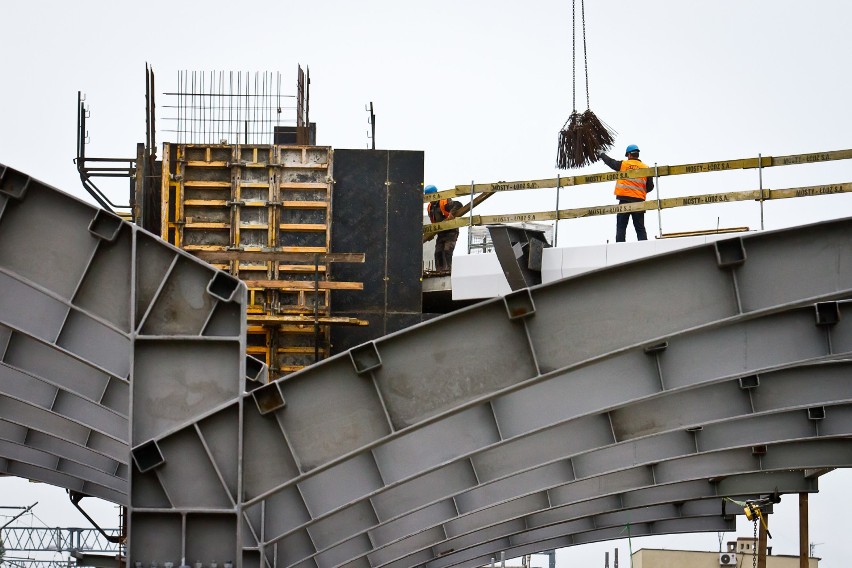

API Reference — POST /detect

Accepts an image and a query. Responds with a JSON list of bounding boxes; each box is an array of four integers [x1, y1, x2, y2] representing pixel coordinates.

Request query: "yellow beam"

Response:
[[423, 148, 852, 203], [423, 181, 852, 235], [242, 280, 363, 291]]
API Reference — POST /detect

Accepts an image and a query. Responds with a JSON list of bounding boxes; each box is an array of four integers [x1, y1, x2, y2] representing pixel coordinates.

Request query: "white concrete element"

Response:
[[452, 233, 748, 300], [451, 250, 513, 299]]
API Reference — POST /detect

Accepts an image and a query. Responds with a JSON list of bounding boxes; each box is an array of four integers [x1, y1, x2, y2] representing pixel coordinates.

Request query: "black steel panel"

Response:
[[330, 149, 424, 354]]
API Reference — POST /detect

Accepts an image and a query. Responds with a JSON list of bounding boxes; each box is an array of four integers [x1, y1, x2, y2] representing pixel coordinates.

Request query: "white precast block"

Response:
[[540, 247, 564, 284], [451, 253, 511, 300], [603, 239, 653, 266]]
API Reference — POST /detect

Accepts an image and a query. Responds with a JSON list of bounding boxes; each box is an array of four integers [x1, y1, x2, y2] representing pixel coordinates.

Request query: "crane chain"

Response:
[[752, 516, 758, 568], [571, 0, 576, 112], [581, 0, 590, 109]]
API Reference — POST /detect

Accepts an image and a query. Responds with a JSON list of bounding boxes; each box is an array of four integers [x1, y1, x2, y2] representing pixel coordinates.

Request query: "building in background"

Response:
[[631, 537, 819, 568]]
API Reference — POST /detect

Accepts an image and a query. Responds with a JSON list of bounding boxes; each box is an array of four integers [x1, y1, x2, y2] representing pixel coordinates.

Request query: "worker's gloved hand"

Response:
[[446, 213, 454, 221]]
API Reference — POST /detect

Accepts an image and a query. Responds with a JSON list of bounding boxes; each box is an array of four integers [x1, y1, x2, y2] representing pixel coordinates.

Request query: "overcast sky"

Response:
[[1, 1, 851, 567]]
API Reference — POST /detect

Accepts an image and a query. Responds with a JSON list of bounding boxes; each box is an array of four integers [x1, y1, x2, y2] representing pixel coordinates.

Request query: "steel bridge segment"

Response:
[[195, 354, 838, 568], [394, 503, 737, 568], [374, 440, 852, 568], [235, 307, 852, 568], [0, 164, 249, 503], [371, 481, 793, 568], [256, 217, 852, 482], [0, 326, 129, 476], [258, 372, 837, 564], [125, 216, 852, 568], [3, 165, 852, 568], [368, 415, 852, 568], [269, 426, 851, 568]]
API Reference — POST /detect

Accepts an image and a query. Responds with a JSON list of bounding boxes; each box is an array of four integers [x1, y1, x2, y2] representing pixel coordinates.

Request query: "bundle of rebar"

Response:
[[557, 109, 616, 169]]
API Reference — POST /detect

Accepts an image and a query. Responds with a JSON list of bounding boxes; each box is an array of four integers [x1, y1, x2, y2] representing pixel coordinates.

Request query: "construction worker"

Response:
[[599, 144, 654, 242], [425, 185, 463, 272]]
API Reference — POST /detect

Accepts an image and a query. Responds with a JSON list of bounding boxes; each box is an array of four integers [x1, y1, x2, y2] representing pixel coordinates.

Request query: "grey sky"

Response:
[[1, 0, 851, 566]]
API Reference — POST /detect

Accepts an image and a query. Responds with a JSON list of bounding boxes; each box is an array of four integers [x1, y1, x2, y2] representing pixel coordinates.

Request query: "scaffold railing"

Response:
[[422, 148, 852, 237]]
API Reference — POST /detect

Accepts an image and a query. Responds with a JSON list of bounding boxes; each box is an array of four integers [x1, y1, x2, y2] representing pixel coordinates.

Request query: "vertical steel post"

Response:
[[314, 253, 320, 362], [757, 513, 769, 568], [799, 493, 809, 568], [758, 153, 765, 230], [655, 163, 662, 238], [370, 102, 376, 150], [467, 180, 475, 253], [554, 175, 561, 247]]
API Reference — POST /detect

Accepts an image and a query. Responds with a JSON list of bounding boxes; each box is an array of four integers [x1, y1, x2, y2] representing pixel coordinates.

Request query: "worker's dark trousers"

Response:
[[434, 230, 459, 271], [615, 197, 647, 242]]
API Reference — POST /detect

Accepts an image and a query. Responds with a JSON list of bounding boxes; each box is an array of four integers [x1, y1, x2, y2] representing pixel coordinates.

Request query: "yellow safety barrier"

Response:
[[423, 148, 852, 203], [422, 147, 852, 236], [423, 181, 852, 237]]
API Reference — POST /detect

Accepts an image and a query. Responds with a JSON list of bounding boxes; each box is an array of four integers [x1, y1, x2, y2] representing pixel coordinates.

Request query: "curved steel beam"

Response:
[[0, 165, 248, 501], [232, 334, 852, 568], [3, 165, 852, 568]]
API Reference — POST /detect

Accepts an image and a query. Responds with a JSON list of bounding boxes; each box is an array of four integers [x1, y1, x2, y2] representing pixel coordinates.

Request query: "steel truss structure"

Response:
[[0, 163, 851, 568]]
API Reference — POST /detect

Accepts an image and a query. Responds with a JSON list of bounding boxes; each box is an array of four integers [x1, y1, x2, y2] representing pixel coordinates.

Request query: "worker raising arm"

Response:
[[599, 144, 654, 242]]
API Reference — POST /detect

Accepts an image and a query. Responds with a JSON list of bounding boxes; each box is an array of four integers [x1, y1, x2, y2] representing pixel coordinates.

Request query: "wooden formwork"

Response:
[[161, 143, 364, 377]]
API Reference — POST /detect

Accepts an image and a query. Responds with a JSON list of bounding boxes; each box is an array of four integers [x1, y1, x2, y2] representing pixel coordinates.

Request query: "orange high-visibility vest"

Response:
[[428, 199, 454, 223], [614, 159, 649, 200]]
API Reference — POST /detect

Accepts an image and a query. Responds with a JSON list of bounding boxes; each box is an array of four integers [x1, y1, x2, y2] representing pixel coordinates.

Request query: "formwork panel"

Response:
[[330, 150, 424, 353], [163, 143, 338, 377]]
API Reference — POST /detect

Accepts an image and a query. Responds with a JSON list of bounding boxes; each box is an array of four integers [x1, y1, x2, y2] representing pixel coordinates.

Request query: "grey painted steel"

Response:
[[0, 164, 249, 510], [1, 163, 852, 568], [129, 216, 852, 568], [487, 226, 550, 290]]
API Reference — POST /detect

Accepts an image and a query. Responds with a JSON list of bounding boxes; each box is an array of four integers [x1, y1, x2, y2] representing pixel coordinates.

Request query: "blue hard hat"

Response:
[[625, 144, 640, 155], [424, 184, 438, 194]]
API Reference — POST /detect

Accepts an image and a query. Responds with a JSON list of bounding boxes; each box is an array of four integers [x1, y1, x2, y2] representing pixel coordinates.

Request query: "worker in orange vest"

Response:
[[425, 185, 463, 272], [599, 144, 655, 242]]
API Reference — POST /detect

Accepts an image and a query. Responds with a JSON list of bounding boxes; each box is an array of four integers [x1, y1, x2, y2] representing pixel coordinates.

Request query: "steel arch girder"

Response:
[[135, 310, 848, 564], [3, 165, 852, 568], [230, 337, 852, 568], [0, 165, 249, 502], [255, 436, 850, 568], [132, 212, 852, 568]]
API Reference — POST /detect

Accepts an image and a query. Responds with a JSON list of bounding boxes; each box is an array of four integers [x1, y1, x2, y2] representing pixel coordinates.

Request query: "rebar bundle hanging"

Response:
[[556, 0, 616, 169]]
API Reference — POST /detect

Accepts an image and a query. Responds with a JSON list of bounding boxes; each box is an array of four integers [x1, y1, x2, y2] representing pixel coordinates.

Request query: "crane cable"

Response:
[[571, 0, 591, 113], [557, 0, 615, 169]]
